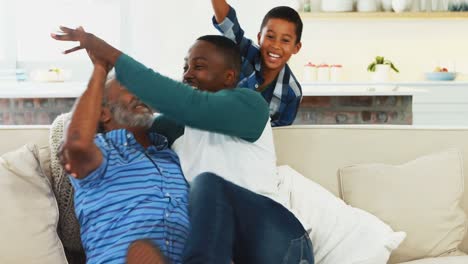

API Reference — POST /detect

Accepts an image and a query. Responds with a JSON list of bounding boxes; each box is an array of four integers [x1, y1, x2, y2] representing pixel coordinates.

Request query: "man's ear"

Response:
[[257, 32, 262, 45], [293, 41, 302, 55], [224, 69, 237, 88], [100, 107, 112, 124]]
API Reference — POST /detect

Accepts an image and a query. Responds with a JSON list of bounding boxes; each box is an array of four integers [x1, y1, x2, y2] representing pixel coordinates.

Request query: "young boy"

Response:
[[211, 0, 303, 126]]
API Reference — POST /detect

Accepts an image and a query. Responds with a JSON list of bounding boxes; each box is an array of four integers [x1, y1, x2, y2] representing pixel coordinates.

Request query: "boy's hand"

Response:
[[211, 0, 230, 23], [51, 26, 122, 67]]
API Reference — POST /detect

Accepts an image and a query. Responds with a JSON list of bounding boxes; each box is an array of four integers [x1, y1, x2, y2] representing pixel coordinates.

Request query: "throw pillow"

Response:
[[339, 149, 467, 264], [0, 145, 68, 264], [278, 165, 406, 264]]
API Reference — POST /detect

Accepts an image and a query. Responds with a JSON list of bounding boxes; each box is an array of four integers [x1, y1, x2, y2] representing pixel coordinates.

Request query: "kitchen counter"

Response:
[[0, 81, 86, 98], [0, 81, 467, 125], [299, 81, 468, 95], [1, 81, 467, 98]]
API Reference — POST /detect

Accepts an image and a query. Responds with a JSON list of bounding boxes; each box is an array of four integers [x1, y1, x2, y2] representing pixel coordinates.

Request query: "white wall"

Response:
[[127, 0, 290, 79], [289, 19, 468, 82], [126, 1, 468, 82]]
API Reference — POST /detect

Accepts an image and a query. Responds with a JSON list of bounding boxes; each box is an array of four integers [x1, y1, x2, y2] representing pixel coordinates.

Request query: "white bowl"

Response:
[[424, 72, 457, 81], [321, 0, 353, 12]]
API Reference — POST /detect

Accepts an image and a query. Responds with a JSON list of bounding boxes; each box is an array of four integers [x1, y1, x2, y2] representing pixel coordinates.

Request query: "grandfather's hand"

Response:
[[51, 26, 122, 67], [57, 141, 78, 178]]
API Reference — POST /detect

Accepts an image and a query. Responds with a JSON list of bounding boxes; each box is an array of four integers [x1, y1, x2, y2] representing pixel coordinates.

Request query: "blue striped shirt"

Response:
[[70, 129, 190, 264], [213, 5, 302, 127]]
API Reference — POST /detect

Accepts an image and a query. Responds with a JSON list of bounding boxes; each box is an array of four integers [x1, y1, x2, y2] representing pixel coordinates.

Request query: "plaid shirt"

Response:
[[213, 5, 302, 127]]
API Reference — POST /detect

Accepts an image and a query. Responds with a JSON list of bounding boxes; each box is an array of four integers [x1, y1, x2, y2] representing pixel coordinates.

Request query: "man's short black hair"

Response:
[[196, 35, 241, 83], [260, 6, 303, 44]]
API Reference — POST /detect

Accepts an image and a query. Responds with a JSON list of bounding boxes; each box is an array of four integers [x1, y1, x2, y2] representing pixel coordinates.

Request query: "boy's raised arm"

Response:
[[211, 0, 230, 23]]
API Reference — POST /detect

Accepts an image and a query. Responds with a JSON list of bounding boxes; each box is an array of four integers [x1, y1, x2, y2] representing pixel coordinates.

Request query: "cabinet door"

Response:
[[413, 86, 468, 126]]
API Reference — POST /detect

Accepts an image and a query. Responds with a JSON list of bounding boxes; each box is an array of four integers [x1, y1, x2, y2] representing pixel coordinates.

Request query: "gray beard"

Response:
[[110, 103, 154, 129]]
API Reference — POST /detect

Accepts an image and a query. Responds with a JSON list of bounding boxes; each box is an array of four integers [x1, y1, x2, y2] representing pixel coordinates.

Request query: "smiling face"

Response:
[[183, 40, 237, 92], [100, 79, 154, 131], [257, 18, 302, 73]]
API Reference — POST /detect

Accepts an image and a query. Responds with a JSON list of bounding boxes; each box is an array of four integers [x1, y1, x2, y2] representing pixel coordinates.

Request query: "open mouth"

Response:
[[268, 52, 281, 59], [134, 104, 150, 112], [184, 81, 198, 89]]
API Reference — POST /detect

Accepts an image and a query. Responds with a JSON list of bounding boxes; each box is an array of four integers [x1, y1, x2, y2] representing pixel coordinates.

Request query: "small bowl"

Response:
[[424, 72, 457, 81]]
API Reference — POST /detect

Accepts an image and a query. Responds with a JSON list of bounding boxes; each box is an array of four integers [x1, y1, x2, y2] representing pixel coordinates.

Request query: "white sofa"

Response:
[[1, 125, 468, 264]]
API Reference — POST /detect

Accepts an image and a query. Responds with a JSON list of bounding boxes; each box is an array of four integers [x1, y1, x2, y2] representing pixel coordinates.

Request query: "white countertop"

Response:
[[0, 81, 467, 98], [0, 81, 86, 98], [302, 85, 424, 96], [301, 81, 468, 96]]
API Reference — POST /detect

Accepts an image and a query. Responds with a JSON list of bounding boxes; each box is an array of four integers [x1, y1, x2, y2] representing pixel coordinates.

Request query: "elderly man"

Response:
[[60, 51, 190, 263]]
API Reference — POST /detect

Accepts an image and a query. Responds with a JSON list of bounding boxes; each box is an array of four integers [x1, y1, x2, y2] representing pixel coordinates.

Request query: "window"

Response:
[[0, 0, 15, 69], [0, 0, 128, 80]]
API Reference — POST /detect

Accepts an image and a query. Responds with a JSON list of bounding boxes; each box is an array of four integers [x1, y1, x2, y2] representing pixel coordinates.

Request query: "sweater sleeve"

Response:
[[115, 54, 269, 142]]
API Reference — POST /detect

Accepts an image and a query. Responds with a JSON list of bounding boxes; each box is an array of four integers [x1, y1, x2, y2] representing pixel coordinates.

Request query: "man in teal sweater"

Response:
[[52, 27, 314, 264]]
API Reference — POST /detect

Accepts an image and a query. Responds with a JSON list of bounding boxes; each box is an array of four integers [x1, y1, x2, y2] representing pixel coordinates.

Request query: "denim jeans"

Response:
[[182, 173, 314, 264]]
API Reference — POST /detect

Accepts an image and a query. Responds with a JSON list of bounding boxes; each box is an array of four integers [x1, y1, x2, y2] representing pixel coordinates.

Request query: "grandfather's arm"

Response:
[[61, 66, 106, 179]]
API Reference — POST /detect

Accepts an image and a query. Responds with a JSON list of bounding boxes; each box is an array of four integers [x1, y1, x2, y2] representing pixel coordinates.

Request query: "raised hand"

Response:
[[51, 26, 89, 54], [51, 26, 122, 67]]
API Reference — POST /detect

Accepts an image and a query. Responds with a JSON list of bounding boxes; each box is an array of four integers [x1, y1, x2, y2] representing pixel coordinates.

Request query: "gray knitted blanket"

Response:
[[49, 112, 83, 253]]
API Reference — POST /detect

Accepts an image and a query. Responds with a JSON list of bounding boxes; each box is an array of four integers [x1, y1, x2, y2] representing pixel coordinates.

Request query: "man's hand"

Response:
[[57, 141, 78, 178], [51, 26, 122, 67]]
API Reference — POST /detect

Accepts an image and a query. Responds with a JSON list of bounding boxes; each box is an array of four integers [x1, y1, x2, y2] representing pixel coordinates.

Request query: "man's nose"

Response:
[[183, 68, 193, 82]]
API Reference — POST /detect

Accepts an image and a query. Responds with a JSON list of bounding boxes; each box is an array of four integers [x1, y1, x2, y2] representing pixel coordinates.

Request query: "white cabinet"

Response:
[[413, 84, 468, 126]]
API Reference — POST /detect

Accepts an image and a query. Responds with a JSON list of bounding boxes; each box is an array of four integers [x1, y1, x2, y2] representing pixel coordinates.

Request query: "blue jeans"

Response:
[[182, 173, 314, 264]]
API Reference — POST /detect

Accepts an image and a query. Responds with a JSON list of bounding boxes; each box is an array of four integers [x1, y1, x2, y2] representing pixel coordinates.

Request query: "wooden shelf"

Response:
[[299, 12, 468, 20]]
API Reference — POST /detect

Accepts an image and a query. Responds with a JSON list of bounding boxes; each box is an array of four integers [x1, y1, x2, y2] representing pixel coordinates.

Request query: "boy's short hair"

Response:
[[260, 6, 303, 44], [197, 35, 241, 83]]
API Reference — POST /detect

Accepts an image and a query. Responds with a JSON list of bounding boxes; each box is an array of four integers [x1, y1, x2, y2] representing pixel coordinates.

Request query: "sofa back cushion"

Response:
[[280, 165, 406, 264], [0, 144, 68, 264], [272, 126, 468, 253], [339, 149, 467, 263]]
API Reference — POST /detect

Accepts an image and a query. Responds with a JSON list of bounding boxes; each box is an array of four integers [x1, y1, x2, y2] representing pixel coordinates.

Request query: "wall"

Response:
[[127, 0, 291, 79], [125, 1, 468, 83], [290, 18, 468, 82]]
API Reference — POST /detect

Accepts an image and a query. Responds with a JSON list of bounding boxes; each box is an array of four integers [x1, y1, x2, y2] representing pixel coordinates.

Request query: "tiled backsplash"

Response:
[[0, 98, 76, 125], [294, 96, 412, 125]]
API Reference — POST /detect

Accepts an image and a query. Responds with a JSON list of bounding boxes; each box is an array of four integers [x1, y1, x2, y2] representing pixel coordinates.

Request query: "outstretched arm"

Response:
[[211, 0, 230, 23], [52, 28, 269, 142]]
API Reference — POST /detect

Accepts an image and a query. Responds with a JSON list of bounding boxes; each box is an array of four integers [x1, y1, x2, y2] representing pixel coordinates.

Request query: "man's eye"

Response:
[[282, 39, 290, 43], [195, 65, 205, 70], [267, 35, 274, 39]]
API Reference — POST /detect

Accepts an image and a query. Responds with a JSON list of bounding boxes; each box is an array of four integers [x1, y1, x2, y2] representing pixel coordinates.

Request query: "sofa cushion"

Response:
[[339, 149, 467, 264], [278, 165, 406, 264], [398, 256, 468, 264], [0, 145, 68, 264]]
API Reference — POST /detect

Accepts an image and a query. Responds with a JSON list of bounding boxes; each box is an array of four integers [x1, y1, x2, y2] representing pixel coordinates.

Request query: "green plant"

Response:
[[367, 56, 399, 73]]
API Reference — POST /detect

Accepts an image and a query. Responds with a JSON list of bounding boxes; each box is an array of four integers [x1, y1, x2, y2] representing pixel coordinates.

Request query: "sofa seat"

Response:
[[398, 256, 468, 264]]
